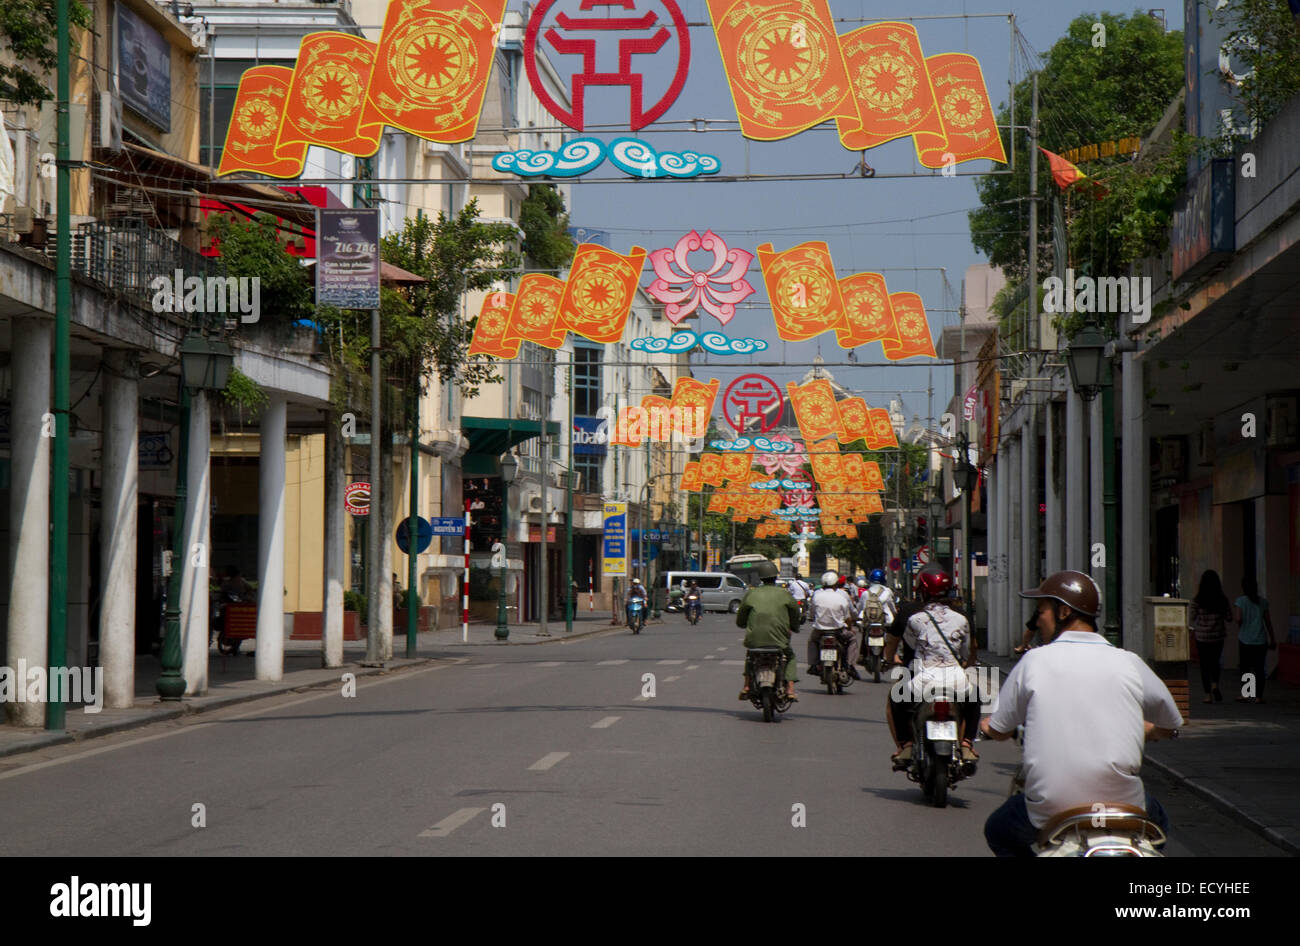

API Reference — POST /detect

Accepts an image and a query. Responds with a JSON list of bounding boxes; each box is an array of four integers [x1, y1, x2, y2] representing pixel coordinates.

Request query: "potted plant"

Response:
[[343, 590, 366, 641]]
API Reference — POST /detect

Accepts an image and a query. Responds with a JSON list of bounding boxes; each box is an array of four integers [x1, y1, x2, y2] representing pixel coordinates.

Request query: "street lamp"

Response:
[[494, 451, 519, 641], [1066, 320, 1121, 646], [157, 332, 235, 699]]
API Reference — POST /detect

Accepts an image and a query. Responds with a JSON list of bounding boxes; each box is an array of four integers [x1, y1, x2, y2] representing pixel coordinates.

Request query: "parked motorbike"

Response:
[[685, 592, 702, 625], [818, 628, 854, 695], [626, 594, 647, 634], [744, 647, 793, 723], [897, 694, 975, 807], [210, 590, 246, 655]]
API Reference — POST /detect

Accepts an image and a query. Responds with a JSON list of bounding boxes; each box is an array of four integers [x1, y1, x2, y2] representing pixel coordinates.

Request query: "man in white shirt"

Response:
[[806, 571, 858, 675], [860, 568, 898, 626], [980, 570, 1183, 857]]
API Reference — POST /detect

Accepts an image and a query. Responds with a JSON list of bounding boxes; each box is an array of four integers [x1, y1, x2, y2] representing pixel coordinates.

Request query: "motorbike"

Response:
[[626, 594, 647, 634], [897, 692, 975, 808], [744, 647, 793, 723], [818, 628, 855, 695], [684, 592, 702, 625], [210, 590, 247, 655], [861, 621, 887, 682]]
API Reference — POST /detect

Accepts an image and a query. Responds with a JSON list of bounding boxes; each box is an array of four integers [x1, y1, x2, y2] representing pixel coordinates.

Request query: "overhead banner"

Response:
[[602, 502, 628, 576]]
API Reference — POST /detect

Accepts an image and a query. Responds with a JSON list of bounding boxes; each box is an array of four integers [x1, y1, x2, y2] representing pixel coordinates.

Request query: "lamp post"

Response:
[[1064, 320, 1120, 646], [157, 333, 233, 699], [494, 451, 519, 641], [954, 433, 978, 621]]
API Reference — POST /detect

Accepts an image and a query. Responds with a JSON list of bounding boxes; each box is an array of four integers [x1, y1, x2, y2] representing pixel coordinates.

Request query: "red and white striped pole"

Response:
[[462, 499, 471, 642], [588, 559, 594, 612]]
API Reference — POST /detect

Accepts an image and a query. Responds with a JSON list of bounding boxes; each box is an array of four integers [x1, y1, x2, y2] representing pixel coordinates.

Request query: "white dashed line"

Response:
[[419, 807, 485, 838], [664, 675, 681, 682], [715, 647, 728, 652], [686, 665, 700, 670], [536, 661, 563, 667], [468, 664, 498, 670], [528, 752, 570, 771], [591, 716, 621, 729], [721, 660, 744, 666], [597, 659, 629, 665], [704, 655, 716, 660], [656, 659, 685, 665]]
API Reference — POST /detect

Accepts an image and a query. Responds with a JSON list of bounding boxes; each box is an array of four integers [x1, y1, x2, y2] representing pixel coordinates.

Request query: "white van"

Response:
[[659, 571, 750, 613]]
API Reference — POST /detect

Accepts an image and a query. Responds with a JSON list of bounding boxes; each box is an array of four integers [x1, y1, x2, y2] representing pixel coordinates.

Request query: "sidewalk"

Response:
[[981, 650, 1300, 855], [0, 614, 629, 761]]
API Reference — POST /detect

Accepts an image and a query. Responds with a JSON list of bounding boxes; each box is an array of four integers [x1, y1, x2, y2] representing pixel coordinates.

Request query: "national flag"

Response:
[[835, 272, 897, 349], [915, 53, 1006, 167], [835, 23, 944, 152], [217, 66, 308, 178], [467, 291, 520, 359], [881, 292, 937, 360], [279, 32, 384, 158], [758, 242, 846, 342], [786, 379, 841, 443], [367, 0, 507, 143], [558, 243, 647, 344], [504, 273, 566, 348], [1037, 146, 1108, 196]]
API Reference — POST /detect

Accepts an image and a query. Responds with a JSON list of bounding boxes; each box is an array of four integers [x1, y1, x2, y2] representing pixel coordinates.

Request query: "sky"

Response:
[[527, 0, 1187, 428]]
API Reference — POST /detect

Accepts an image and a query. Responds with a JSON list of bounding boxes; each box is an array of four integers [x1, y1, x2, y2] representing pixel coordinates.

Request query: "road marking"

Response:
[[721, 660, 745, 666], [468, 663, 498, 670], [528, 751, 570, 771], [704, 655, 716, 660], [664, 675, 681, 682], [419, 807, 485, 838], [686, 665, 700, 670], [656, 659, 685, 665], [591, 716, 621, 729], [715, 647, 728, 652], [0, 660, 465, 782], [536, 661, 563, 667], [597, 659, 628, 666]]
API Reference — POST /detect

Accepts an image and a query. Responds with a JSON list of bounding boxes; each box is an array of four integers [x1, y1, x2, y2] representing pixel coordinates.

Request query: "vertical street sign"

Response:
[[316, 209, 380, 309], [603, 502, 627, 576]]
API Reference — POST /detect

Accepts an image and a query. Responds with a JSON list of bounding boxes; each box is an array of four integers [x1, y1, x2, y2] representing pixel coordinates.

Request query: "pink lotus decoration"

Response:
[[646, 230, 755, 325], [756, 436, 808, 477]]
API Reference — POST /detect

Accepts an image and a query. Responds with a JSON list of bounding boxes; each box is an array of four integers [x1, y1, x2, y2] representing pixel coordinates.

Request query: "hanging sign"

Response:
[[602, 502, 628, 576], [317, 209, 380, 309], [722, 374, 784, 434], [345, 482, 371, 515]]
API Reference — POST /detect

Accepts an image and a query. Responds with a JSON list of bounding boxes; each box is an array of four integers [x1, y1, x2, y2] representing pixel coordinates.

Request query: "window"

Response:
[[574, 344, 602, 417], [575, 454, 602, 494]]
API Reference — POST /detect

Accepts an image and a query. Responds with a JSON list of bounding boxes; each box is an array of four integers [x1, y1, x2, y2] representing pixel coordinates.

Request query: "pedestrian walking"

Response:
[[1233, 576, 1276, 704], [1188, 569, 1230, 704]]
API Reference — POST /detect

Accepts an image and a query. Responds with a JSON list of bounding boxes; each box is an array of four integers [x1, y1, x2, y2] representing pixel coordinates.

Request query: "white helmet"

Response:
[[821, 571, 839, 588], [856, 577, 868, 588]]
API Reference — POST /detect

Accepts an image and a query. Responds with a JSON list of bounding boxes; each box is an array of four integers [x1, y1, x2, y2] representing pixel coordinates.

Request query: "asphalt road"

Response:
[[0, 612, 1283, 856]]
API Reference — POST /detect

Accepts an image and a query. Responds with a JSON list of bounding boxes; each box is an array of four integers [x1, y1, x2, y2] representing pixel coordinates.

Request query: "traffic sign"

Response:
[[888, 557, 902, 572], [917, 545, 931, 565], [396, 517, 433, 554], [429, 516, 466, 536]]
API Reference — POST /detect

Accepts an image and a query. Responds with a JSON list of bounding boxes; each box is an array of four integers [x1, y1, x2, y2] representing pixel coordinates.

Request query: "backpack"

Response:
[[862, 589, 885, 624]]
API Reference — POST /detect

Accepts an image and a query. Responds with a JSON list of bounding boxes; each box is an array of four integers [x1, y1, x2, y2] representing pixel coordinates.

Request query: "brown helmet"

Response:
[[1019, 570, 1100, 618]]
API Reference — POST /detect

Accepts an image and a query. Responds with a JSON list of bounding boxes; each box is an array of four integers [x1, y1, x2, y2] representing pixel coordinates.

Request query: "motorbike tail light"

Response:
[[933, 701, 951, 721]]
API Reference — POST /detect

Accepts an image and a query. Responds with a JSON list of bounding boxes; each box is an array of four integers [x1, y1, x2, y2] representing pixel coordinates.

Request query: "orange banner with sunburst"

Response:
[[882, 291, 938, 360], [279, 33, 384, 159], [866, 407, 900, 449], [835, 272, 897, 349], [559, 244, 647, 344], [758, 242, 846, 342], [786, 379, 841, 443], [914, 53, 1006, 168], [835, 23, 943, 152], [834, 396, 874, 444], [699, 453, 725, 487], [504, 274, 566, 348], [367, 0, 506, 143], [669, 378, 720, 437], [217, 66, 309, 178], [467, 291, 520, 359], [680, 462, 704, 492]]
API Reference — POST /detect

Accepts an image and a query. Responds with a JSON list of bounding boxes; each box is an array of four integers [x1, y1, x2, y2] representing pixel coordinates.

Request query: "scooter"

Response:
[[861, 621, 887, 682], [743, 647, 793, 723], [684, 592, 702, 625], [210, 590, 247, 655], [626, 594, 646, 634], [819, 628, 854, 695], [897, 692, 976, 808]]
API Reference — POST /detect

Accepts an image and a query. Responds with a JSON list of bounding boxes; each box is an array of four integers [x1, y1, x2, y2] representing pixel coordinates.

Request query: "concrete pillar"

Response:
[[100, 350, 139, 708], [5, 317, 51, 726], [1065, 387, 1087, 571], [376, 418, 394, 660], [322, 413, 345, 668], [256, 394, 288, 681], [1045, 399, 1063, 575], [1121, 353, 1149, 655], [1021, 408, 1039, 588], [1089, 395, 1106, 628], [986, 463, 1000, 652], [181, 390, 211, 695], [1005, 432, 1022, 655]]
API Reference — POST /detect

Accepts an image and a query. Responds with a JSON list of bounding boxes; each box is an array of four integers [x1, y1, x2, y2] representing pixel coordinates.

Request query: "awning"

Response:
[[461, 416, 560, 459]]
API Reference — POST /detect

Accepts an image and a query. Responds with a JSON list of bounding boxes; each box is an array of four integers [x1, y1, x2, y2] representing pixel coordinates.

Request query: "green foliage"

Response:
[[208, 213, 314, 333], [519, 185, 576, 273], [221, 366, 268, 419], [343, 590, 366, 613], [1210, 0, 1300, 143], [0, 0, 93, 105]]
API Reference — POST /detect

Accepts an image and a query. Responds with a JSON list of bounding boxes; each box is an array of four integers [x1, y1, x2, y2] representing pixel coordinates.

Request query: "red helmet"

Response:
[[916, 566, 952, 599]]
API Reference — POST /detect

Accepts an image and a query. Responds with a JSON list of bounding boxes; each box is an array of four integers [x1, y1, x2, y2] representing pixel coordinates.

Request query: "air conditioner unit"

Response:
[[1266, 396, 1298, 448], [526, 492, 543, 513], [99, 91, 122, 152], [1195, 421, 1215, 467], [1010, 380, 1027, 403]]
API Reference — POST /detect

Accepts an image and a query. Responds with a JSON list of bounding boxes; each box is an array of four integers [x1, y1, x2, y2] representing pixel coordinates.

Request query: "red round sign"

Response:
[[722, 373, 783, 434], [345, 482, 371, 516], [888, 557, 902, 572]]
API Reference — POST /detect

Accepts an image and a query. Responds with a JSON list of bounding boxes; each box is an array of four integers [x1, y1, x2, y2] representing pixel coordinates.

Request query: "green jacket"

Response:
[[736, 583, 800, 649]]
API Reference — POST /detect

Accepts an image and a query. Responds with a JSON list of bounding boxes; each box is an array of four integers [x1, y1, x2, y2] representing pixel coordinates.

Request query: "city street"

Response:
[[0, 613, 1282, 857]]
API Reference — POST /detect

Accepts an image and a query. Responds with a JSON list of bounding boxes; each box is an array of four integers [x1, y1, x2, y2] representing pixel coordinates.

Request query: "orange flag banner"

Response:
[[835, 272, 897, 349], [708, 492, 730, 513], [841, 453, 867, 488], [865, 407, 900, 449], [834, 396, 874, 444], [467, 291, 521, 359], [758, 242, 847, 342], [367, 0, 507, 143], [721, 451, 754, 482], [640, 395, 673, 441], [699, 453, 725, 486], [705, 0, 852, 141], [279, 33, 384, 159], [505, 274, 566, 348], [559, 244, 647, 344], [680, 462, 704, 492], [881, 292, 937, 360], [914, 53, 1006, 168], [786, 379, 841, 443], [835, 23, 944, 153], [611, 406, 644, 448], [861, 493, 885, 515], [808, 444, 843, 486], [217, 66, 309, 178], [669, 377, 721, 438], [862, 460, 886, 491]]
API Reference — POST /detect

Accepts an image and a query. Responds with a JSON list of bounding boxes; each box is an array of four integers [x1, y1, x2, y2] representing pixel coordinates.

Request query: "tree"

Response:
[[1210, 0, 1300, 140], [0, 0, 93, 105], [208, 212, 314, 334], [519, 184, 575, 274]]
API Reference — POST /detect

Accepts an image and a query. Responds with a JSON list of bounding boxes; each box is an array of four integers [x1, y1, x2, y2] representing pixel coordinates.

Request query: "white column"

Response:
[[1044, 400, 1062, 575], [256, 394, 288, 681], [100, 350, 139, 708], [5, 317, 51, 726], [986, 464, 999, 651], [996, 449, 1011, 655], [1065, 387, 1087, 571], [1021, 408, 1039, 587], [181, 390, 211, 695], [1089, 395, 1107, 628], [322, 414, 345, 668], [1121, 354, 1150, 655], [1005, 433, 1022, 655]]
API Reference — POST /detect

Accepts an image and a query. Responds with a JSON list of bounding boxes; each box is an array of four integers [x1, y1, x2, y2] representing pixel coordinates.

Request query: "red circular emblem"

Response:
[[722, 374, 783, 434]]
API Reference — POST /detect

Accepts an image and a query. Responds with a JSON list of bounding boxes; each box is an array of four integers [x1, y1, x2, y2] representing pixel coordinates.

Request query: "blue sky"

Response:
[[540, 0, 1185, 426]]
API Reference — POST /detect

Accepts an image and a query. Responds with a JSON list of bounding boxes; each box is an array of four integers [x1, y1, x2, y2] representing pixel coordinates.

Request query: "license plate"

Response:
[[821, 649, 838, 662], [756, 670, 775, 686], [926, 720, 958, 741], [868, 636, 885, 647]]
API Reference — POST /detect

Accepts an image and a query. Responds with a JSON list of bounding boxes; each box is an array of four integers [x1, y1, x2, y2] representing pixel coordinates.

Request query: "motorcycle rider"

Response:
[[684, 579, 702, 619], [736, 561, 800, 702], [980, 570, 1183, 857], [862, 568, 898, 626], [885, 564, 980, 766], [806, 571, 859, 676], [625, 576, 648, 625]]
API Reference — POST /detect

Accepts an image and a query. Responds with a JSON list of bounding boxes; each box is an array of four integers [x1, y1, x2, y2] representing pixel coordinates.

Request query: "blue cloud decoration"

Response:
[[493, 137, 721, 180]]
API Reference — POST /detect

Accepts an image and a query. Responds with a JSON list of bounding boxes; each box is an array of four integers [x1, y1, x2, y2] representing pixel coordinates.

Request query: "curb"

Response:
[[1142, 752, 1300, 856], [0, 658, 440, 761], [445, 624, 626, 646]]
